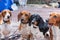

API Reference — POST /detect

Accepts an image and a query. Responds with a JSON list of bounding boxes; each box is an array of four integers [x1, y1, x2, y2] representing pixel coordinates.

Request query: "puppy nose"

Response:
[[46, 19, 49, 22], [21, 19, 24, 21], [46, 34, 49, 37], [32, 22, 34, 24], [7, 16, 10, 19]]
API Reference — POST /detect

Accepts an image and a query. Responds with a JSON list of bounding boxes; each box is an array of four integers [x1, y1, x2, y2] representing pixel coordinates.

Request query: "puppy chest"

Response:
[[20, 24, 31, 35]]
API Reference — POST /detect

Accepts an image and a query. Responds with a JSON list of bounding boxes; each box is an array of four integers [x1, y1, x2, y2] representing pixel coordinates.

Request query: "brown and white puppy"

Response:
[[0, 9, 12, 39], [1, 9, 12, 24], [48, 12, 60, 40], [18, 10, 33, 40]]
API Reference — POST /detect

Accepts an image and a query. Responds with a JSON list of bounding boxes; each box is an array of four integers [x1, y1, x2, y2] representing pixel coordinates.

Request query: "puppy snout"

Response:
[[7, 16, 10, 19], [32, 22, 34, 24], [46, 34, 49, 37], [21, 19, 24, 22]]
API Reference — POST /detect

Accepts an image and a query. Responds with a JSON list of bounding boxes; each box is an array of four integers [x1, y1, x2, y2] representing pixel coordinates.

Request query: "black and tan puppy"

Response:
[[29, 14, 49, 40]]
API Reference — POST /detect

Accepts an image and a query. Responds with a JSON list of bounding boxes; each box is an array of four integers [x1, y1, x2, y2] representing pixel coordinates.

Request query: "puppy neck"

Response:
[[3, 20, 11, 24], [31, 24, 38, 28], [19, 22, 29, 30]]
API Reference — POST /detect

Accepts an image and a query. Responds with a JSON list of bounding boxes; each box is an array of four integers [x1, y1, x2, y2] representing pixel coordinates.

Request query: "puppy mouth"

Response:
[[3, 18, 9, 21], [48, 23, 53, 26], [33, 26, 37, 28], [33, 25, 37, 28], [21, 19, 28, 24], [4, 16, 10, 21], [7, 16, 10, 19]]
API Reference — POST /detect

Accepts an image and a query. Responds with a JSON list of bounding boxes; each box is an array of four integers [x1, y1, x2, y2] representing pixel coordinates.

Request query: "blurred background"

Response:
[[0, 0, 60, 12], [14, 0, 60, 5], [14, 0, 60, 8]]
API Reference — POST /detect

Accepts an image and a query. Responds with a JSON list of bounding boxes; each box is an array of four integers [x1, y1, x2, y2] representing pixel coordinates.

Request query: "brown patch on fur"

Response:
[[0, 14, 3, 24]]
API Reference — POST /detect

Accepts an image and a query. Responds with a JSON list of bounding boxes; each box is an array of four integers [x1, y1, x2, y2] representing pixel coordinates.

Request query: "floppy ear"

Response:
[[9, 11, 12, 17], [0, 14, 3, 24], [56, 18, 60, 27], [38, 16, 45, 30], [29, 13, 31, 18], [1, 11, 5, 17], [39, 16, 44, 25], [28, 15, 32, 26], [18, 12, 21, 21]]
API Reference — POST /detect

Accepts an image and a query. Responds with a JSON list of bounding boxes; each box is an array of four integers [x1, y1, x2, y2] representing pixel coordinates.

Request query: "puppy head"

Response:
[[29, 14, 44, 26], [0, 13, 3, 24], [48, 12, 60, 26], [18, 10, 31, 24], [1, 9, 12, 21]]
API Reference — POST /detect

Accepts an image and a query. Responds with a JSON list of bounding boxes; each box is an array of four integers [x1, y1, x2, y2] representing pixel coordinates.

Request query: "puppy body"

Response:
[[29, 14, 45, 40], [0, 24, 10, 38], [0, 9, 12, 39], [18, 10, 33, 40], [18, 23, 32, 40], [48, 12, 60, 40], [31, 24, 44, 40]]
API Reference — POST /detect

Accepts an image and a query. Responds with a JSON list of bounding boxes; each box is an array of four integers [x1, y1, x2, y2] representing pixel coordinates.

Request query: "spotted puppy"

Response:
[[29, 14, 47, 40], [0, 9, 12, 39]]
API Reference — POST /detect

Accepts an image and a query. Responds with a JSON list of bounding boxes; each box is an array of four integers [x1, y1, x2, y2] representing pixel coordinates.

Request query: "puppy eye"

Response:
[[20, 13, 23, 15], [53, 16, 57, 18], [25, 14, 28, 16], [50, 14, 51, 16]]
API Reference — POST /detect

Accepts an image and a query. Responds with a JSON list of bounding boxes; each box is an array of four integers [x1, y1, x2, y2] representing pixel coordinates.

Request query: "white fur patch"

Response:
[[45, 30, 50, 37], [31, 25, 44, 40], [0, 22, 19, 38], [51, 26, 60, 40]]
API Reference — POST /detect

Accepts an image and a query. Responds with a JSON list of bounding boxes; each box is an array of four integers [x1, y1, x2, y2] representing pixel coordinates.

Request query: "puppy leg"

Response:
[[50, 28, 53, 40], [29, 33, 34, 40], [53, 27, 60, 40]]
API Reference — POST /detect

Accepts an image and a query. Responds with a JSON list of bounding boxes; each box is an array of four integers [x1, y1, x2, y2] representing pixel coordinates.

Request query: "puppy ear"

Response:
[[28, 15, 32, 26], [39, 16, 44, 25], [18, 12, 21, 21], [0, 14, 3, 24], [56, 19, 60, 25], [38, 16, 44, 29], [9, 11, 12, 17], [29, 13, 31, 18], [1, 11, 5, 17]]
